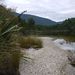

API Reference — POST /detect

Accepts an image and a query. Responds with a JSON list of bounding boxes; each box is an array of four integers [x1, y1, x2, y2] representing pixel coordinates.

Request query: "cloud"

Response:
[[59, 10, 75, 14], [6, 0, 75, 22]]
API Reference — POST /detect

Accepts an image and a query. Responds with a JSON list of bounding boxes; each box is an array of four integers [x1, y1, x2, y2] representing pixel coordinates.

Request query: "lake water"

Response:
[[53, 39, 75, 51]]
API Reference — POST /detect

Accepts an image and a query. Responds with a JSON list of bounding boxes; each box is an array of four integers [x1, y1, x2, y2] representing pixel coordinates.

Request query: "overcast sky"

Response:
[[5, 0, 75, 22]]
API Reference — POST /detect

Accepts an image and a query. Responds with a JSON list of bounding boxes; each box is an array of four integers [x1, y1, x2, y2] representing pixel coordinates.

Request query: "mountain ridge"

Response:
[[15, 13, 57, 25]]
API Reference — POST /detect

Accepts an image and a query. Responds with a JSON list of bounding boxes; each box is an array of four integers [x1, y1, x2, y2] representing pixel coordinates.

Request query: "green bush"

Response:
[[18, 36, 42, 49]]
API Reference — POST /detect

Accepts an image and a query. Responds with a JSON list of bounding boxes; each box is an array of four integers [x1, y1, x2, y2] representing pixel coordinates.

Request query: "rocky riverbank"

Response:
[[20, 37, 75, 75]]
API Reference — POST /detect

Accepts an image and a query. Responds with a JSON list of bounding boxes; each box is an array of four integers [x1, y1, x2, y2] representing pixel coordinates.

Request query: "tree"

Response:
[[27, 17, 35, 30], [27, 17, 36, 35]]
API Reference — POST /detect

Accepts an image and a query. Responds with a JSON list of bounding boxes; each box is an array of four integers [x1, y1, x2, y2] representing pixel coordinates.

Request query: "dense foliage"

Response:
[[0, 5, 23, 75], [49, 18, 75, 36]]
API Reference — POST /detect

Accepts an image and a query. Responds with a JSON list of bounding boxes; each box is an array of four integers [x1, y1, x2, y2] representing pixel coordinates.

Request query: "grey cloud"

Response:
[[6, 0, 75, 21]]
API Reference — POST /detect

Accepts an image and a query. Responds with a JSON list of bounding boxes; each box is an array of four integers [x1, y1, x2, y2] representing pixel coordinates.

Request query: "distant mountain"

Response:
[[15, 13, 57, 25]]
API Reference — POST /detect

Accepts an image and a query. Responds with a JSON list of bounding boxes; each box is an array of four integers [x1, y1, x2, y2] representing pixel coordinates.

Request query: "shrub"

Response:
[[18, 36, 42, 49]]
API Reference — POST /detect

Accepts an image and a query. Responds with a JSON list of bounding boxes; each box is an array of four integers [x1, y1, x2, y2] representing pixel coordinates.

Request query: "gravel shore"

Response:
[[20, 37, 75, 75]]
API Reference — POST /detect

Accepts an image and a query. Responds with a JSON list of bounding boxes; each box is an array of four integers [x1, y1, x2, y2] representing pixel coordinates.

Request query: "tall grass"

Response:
[[0, 5, 26, 75], [0, 36, 22, 75], [18, 36, 42, 49]]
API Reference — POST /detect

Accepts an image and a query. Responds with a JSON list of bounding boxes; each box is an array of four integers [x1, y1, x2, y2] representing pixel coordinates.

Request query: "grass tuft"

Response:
[[18, 36, 42, 49]]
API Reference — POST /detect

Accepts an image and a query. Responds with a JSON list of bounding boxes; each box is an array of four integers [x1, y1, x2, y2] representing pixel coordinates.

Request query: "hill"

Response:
[[15, 13, 57, 25]]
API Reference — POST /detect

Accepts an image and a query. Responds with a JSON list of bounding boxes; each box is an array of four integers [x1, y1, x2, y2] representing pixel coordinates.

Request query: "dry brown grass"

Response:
[[18, 36, 42, 49]]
